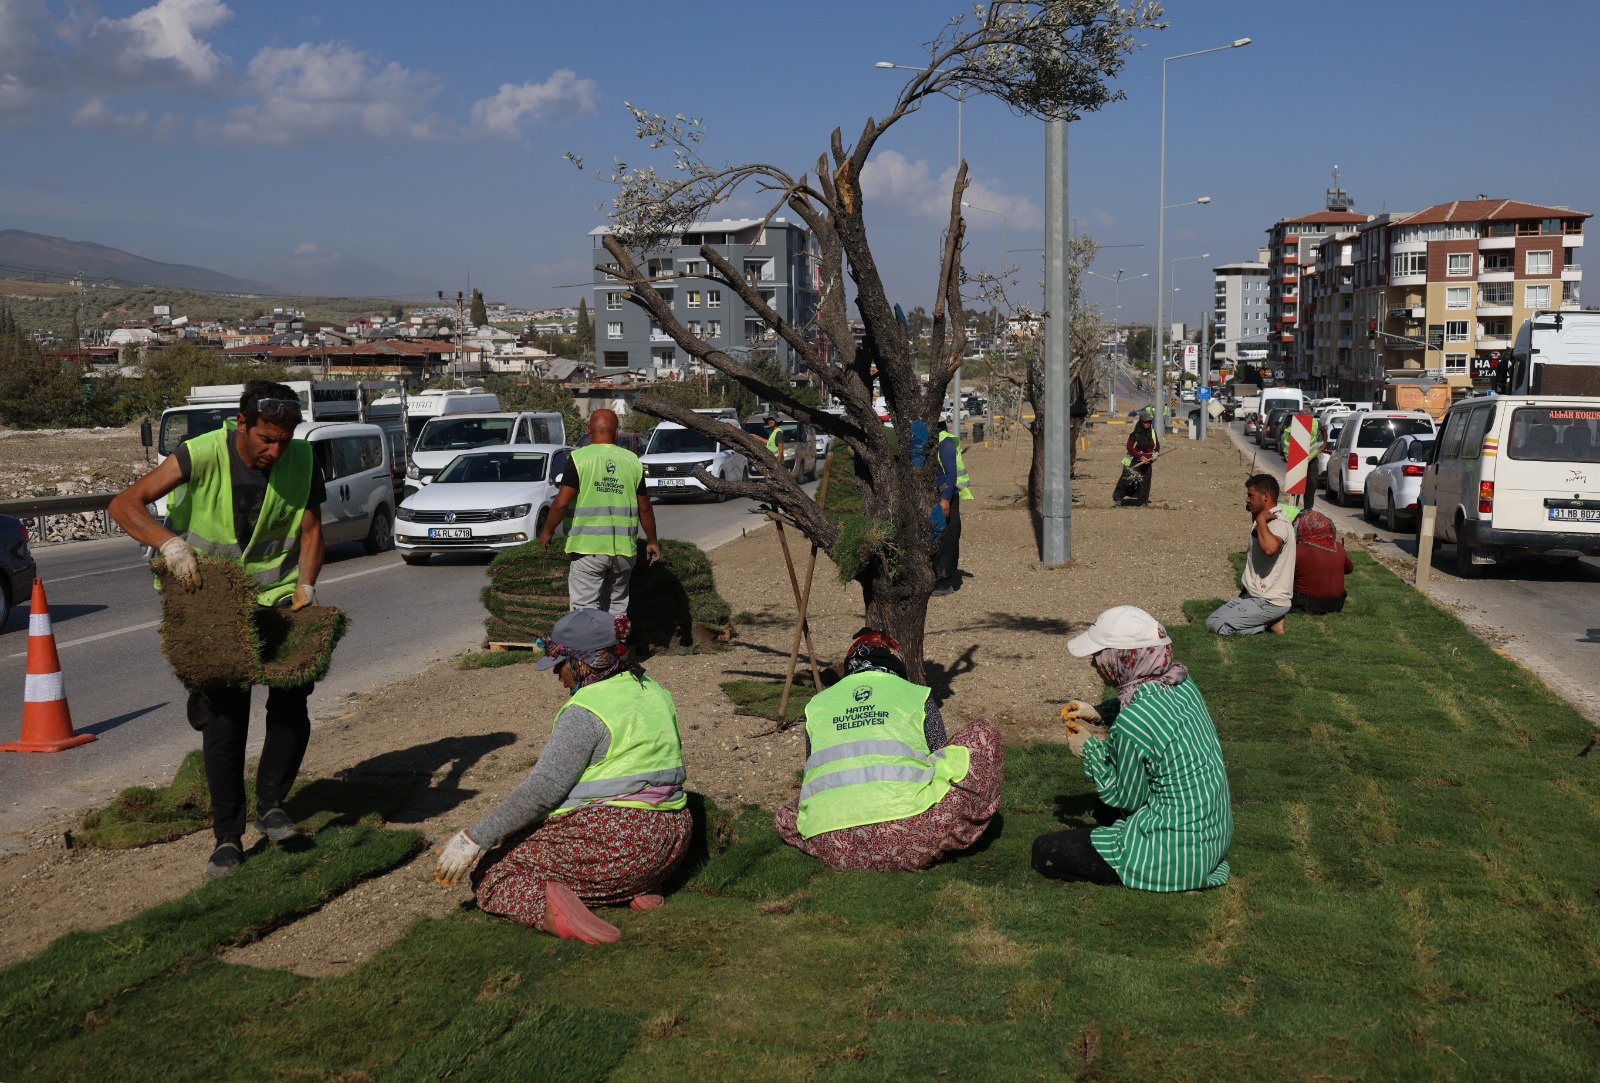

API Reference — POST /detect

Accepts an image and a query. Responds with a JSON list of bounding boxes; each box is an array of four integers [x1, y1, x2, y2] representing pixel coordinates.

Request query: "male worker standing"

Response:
[[764, 414, 785, 472], [933, 417, 972, 596], [109, 379, 326, 879], [538, 408, 661, 612]]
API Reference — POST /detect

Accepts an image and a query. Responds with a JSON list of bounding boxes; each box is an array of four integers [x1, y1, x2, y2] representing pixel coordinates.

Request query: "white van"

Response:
[[1258, 387, 1307, 420], [406, 411, 567, 494], [296, 421, 396, 554], [1326, 409, 1436, 505], [370, 388, 501, 449], [1418, 396, 1600, 576], [640, 419, 748, 501]]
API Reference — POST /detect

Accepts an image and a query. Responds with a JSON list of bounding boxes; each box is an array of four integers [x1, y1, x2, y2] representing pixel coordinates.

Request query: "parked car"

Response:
[[1260, 408, 1294, 450], [742, 413, 818, 482], [394, 444, 571, 565], [640, 420, 749, 501], [1361, 434, 1435, 531], [1326, 409, 1437, 506], [1, 514, 37, 632], [406, 410, 567, 495], [1242, 411, 1260, 438], [298, 420, 397, 554], [1316, 418, 1346, 485], [1418, 395, 1600, 577]]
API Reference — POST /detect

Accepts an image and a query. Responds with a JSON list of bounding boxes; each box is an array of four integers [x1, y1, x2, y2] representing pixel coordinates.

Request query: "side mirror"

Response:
[[140, 419, 153, 447], [1365, 456, 1379, 466]]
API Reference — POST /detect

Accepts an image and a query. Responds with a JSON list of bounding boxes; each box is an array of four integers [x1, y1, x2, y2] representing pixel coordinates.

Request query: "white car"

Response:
[[394, 443, 570, 565], [639, 420, 749, 501], [1326, 409, 1437, 507], [1361, 433, 1435, 532], [1315, 417, 1346, 484]]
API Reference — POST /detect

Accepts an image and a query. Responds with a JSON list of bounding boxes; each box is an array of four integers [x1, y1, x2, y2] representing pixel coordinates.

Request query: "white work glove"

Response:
[[291, 583, 318, 611], [434, 829, 487, 887], [1067, 724, 1107, 759], [158, 537, 201, 588]]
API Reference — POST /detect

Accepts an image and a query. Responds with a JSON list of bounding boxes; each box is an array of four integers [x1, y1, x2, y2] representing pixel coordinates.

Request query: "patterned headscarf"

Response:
[[1090, 632, 1189, 707], [843, 628, 908, 678], [543, 640, 636, 693], [1294, 508, 1340, 553]]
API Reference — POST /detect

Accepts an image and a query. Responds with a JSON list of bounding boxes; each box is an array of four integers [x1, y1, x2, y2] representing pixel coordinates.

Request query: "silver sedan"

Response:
[[1361, 434, 1435, 532]]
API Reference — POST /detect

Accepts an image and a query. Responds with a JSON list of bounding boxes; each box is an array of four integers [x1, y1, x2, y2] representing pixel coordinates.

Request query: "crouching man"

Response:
[[1205, 473, 1295, 636]]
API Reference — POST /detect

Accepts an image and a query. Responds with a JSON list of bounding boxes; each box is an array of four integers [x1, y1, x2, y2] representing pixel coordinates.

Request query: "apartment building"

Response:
[[1211, 257, 1269, 372], [587, 217, 820, 376], [1303, 233, 1358, 396], [1264, 204, 1371, 385]]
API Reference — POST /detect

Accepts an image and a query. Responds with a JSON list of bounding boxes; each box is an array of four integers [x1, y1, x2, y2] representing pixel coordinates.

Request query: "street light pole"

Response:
[[1042, 111, 1070, 565], [1153, 38, 1250, 435], [1085, 268, 1148, 414]]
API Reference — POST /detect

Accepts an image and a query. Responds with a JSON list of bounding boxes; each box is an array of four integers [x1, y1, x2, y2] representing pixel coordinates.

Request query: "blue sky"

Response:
[[4, 0, 1599, 319]]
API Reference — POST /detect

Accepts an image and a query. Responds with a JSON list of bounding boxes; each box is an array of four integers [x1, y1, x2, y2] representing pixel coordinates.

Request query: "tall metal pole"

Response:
[[1152, 58, 1168, 426], [1110, 270, 1122, 414], [1198, 290, 1210, 441], [951, 93, 963, 429], [1042, 115, 1070, 565]]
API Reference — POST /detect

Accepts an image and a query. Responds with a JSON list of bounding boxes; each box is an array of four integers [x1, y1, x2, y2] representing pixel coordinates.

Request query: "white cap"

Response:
[[1067, 605, 1171, 657]]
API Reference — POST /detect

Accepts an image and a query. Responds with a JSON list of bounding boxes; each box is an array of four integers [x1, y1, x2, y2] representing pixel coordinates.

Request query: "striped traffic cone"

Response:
[[1, 579, 95, 753]]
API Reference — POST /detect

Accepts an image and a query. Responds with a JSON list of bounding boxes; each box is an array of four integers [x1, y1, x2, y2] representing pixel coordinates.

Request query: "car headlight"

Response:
[[405, 462, 419, 479], [696, 458, 715, 471], [395, 505, 416, 521], [491, 503, 533, 521]]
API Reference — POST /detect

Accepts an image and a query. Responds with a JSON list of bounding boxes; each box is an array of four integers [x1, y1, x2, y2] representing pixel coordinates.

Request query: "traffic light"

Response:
[[1367, 320, 1377, 342]]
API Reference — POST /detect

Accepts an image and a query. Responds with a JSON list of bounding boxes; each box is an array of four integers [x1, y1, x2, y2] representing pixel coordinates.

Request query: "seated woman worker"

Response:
[[774, 629, 1003, 871], [432, 608, 692, 944], [1032, 606, 1233, 892]]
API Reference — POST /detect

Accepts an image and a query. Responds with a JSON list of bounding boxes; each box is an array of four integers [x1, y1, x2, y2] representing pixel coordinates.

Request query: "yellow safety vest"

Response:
[[565, 443, 644, 557], [550, 673, 687, 816], [938, 428, 972, 499]]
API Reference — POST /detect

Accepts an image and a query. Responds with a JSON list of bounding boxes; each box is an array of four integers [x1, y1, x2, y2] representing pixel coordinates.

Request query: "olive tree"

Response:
[[571, 2, 1163, 678]]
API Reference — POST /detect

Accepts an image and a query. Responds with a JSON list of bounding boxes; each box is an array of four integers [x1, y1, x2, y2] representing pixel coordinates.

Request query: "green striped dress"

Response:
[[1082, 679, 1233, 891]]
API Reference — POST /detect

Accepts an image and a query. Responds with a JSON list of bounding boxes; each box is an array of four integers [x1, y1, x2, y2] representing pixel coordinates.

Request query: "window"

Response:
[[1460, 407, 1494, 459], [1438, 409, 1469, 459], [680, 260, 705, 276], [602, 263, 620, 280], [1447, 253, 1472, 277], [601, 351, 629, 369], [1445, 320, 1469, 343], [605, 292, 622, 311], [1480, 318, 1511, 338], [707, 319, 722, 338], [1509, 406, 1600, 463], [1525, 284, 1551, 309], [1526, 250, 1552, 275], [686, 291, 701, 308], [1486, 221, 1517, 237], [1392, 252, 1427, 277], [606, 322, 623, 339], [707, 290, 721, 307], [1445, 286, 1470, 310], [1482, 251, 1513, 272], [1444, 352, 1469, 374], [1480, 282, 1513, 306], [1564, 281, 1581, 306], [687, 320, 701, 336]]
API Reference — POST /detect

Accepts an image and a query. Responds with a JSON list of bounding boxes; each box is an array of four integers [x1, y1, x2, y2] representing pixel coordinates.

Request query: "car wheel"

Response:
[[1453, 515, 1484, 578], [362, 506, 393, 554], [535, 507, 549, 536], [1361, 487, 1375, 522], [0, 583, 10, 632], [1385, 496, 1400, 534], [401, 552, 431, 566]]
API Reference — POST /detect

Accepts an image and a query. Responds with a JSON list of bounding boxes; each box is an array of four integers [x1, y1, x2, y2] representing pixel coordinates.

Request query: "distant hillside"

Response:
[[0, 229, 283, 295], [2, 284, 408, 335]]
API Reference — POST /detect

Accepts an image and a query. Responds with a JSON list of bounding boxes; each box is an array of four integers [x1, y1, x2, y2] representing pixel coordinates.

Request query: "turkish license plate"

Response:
[[656, 478, 687, 487], [1548, 507, 1600, 522], [428, 527, 473, 538]]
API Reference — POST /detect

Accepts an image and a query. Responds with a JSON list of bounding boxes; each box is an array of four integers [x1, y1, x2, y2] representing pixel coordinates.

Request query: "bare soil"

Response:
[[0, 423, 151, 502], [0, 419, 1264, 973]]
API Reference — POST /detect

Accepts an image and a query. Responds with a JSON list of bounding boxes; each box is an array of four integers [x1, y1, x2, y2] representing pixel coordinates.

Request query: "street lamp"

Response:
[[1085, 268, 1148, 413], [1154, 37, 1250, 431], [874, 61, 963, 167], [961, 200, 1007, 276]]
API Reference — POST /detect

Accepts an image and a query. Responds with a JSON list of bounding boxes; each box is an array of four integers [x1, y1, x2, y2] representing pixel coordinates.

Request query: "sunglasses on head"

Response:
[[251, 398, 301, 424]]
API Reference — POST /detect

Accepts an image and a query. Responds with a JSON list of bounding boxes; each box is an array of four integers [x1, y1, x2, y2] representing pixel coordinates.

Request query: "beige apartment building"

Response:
[[1338, 199, 1589, 400]]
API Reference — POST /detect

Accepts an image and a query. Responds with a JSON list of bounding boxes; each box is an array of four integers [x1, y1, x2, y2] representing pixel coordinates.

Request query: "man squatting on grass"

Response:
[[1205, 473, 1297, 636], [109, 380, 326, 880], [537, 408, 661, 618]]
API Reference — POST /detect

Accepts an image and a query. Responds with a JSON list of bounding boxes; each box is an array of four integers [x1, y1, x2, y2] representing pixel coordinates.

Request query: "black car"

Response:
[[1259, 408, 1295, 450], [1, 514, 38, 632]]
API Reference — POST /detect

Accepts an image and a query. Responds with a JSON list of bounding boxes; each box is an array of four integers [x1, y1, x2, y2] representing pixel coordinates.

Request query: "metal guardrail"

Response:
[[0, 492, 123, 543]]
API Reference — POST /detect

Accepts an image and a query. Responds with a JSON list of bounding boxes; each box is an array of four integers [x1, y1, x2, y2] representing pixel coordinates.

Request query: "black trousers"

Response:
[[1031, 799, 1127, 885], [935, 495, 963, 585], [1112, 462, 1153, 506], [187, 683, 314, 842]]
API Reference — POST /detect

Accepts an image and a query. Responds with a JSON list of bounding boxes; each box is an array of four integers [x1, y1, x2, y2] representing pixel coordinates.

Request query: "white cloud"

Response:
[[859, 149, 933, 202], [99, 0, 232, 86], [71, 97, 150, 135], [199, 42, 441, 143], [860, 150, 1042, 231], [470, 70, 599, 138], [294, 242, 318, 255]]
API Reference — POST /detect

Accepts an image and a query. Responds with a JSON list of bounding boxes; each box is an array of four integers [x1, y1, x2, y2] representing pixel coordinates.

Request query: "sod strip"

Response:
[[0, 824, 422, 1068]]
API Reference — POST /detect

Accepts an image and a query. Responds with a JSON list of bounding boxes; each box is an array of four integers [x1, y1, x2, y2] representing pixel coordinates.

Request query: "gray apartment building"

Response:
[[1211, 256, 1269, 372], [587, 217, 820, 376]]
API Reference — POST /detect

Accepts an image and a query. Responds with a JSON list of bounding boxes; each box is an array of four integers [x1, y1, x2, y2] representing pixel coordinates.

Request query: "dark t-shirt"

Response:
[[175, 435, 325, 542]]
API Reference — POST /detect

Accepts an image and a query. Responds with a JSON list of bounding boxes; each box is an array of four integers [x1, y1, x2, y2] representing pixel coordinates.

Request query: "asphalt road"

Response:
[[1222, 422, 1600, 723], [0, 491, 798, 853]]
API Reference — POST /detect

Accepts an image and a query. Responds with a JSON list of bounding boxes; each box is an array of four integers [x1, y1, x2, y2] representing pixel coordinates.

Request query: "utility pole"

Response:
[[1198, 303, 1210, 440], [1042, 114, 1071, 564]]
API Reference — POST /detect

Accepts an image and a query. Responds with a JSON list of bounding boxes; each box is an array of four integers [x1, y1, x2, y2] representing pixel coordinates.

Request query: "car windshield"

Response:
[[1508, 406, 1600, 463], [415, 417, 513, 451], [1357, 418, 1433, 447], [646, 427, 720, 455], [436, 451, 549, 484]]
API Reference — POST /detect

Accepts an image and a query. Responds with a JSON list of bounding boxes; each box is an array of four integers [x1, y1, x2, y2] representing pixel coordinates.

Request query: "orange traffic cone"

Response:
[[2, 579, 95, 753]]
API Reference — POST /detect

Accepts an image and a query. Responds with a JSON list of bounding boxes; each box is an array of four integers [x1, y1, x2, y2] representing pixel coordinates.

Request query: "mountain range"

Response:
[[0, 229, 434, 300]]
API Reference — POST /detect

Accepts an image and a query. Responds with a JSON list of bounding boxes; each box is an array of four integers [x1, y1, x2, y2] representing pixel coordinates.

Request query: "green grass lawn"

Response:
[[4, 553, 1597, 1080]]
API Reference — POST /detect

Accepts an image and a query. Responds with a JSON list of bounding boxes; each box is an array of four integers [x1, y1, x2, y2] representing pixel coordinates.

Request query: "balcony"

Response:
[[1563, 233, 1584, 247], [1478, 335, 1512, 351], [1478, 269, 1514, 282], [1388, 304, 1424, 320], [1562, 265, 1583, 279], [1479, 235, 1516, 249]]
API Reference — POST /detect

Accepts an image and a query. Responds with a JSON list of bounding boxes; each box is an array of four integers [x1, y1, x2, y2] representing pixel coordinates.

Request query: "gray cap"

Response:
[[533, 608, 619, 669]]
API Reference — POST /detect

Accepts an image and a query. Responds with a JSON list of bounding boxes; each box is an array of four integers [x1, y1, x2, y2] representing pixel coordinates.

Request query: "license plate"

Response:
[[656, 479, 686, 487], [428, 527, 473, 538], [1548, 508, 1600, 522]]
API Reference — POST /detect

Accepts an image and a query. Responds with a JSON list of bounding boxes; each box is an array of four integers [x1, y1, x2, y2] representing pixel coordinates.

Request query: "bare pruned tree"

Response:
[[568, 2, 1164, 678]]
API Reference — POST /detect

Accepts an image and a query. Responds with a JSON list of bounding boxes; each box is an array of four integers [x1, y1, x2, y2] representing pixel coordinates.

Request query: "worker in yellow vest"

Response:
[[764, 413, 784, 468], [433, 608, 692, 943], [933, 418, 972, 596], [773, 629, 1004, 871], [109, 379, 327, 881], [539, 408, 661, 615]]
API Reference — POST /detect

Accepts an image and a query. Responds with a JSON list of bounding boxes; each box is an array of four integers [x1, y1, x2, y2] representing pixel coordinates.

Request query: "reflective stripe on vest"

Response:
[[938, 429, 973, 499], [550, 673, 687, 816], [165, 424, 311, 607], [795, 672, 970, 839], [564, 443, 644, 556]]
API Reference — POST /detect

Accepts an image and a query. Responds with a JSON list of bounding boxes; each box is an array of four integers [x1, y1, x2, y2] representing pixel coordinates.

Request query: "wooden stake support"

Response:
[[776, 451, 834, 723], [1415, 504, 1437, 591]]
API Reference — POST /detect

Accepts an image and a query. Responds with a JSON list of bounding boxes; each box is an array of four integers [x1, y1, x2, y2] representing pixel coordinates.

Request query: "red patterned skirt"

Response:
[[773, 718, 1004, 872], [472, 804, 693, 927]]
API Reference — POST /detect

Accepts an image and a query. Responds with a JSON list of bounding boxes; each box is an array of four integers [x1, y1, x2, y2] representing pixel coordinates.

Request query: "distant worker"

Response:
[[538, 408, 661, 613], [764, 414, 786, 472], [933, 417, 971, 596], [1205, 473, 1296, 636], [1112, 413, 1160, 507], [108, 379, 326, 880], [774, 629, 1003, 871], [433, 609, 692, 943]]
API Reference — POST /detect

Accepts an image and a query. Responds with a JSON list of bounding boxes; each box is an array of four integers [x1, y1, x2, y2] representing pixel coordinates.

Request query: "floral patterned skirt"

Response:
[[472, 804, 693, 927], [773, 718, 1004, 872]]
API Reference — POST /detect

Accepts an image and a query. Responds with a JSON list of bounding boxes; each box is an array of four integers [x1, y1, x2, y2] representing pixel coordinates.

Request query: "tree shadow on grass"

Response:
[[303, 732, 521, 827]]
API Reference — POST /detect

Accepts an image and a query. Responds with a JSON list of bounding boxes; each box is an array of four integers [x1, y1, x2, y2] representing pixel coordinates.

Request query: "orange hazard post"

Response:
[[1, 579, 95, 753], [1284, 413, 1313, 499]]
